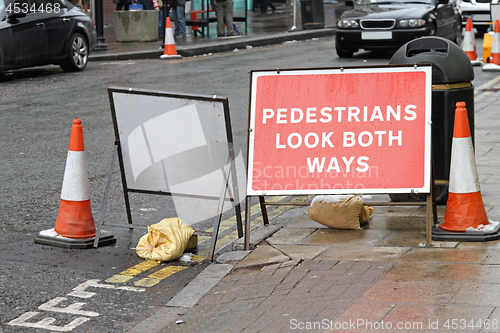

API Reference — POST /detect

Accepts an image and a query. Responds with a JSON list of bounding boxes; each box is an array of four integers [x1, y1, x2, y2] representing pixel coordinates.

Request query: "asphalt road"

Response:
[[0, 36, 498, 332]]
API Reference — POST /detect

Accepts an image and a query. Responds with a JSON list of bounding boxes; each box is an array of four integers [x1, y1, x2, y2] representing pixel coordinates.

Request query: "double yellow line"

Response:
[[105, 195, 309, 287]]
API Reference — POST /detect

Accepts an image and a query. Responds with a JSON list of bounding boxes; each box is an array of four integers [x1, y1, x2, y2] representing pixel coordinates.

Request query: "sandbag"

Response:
[[307, 195, 373, 230], [136, 217, 197, 261]]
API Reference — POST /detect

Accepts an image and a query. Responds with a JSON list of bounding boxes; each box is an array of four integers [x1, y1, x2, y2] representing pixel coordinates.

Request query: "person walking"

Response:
[[170, 0, 187, 39], [212, 0, 235, 37], [259, 0, 275, 15]]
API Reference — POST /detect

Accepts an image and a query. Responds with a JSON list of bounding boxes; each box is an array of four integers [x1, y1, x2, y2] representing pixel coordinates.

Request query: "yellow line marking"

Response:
[[120, 260, 161, 276], [475, 75, 500, 102], [105, 196, 307, 286], [190, 255, 206, 262], [198, 195, 310, 255], [105, 275, 134, 283], [198, 196, 287, 244], [134, 278, 161, 287], [149, 266, 187, 279], [134, 266, 187, 287], [476, 75, 500, 91], [106, 260, 162, 284]]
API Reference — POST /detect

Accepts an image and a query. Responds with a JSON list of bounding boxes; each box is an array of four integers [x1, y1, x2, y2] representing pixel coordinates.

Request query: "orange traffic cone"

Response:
[[160, 17, 182, 59], [462, 17, 481, 65], [34, 119, 116, 248], [54, 119, 96, 238], [484, 20, 500, 71], [439, 102, 489, 231]]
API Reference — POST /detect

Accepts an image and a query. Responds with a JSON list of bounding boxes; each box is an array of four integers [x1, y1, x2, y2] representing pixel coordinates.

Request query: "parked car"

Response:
[[0, 0, 96, 72], [336, 0, 463, 57], [458, 0, 493, 34]]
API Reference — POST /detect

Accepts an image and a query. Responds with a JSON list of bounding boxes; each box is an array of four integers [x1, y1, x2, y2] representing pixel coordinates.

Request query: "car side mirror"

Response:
[[7, 11, 27, 19], [346, 0, 354, 6]]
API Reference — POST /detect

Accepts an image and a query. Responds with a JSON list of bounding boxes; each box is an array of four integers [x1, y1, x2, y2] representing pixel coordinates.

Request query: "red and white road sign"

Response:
[[247, 66, 432, 195]]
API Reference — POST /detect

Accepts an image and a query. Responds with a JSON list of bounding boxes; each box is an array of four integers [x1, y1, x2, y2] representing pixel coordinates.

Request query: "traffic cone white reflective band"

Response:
[[60, 151, 91, 201], [440, 102, 489, 231], [160, 17, 182, 59], [462, 17, 481, 65], [54, 119, 96, 238], [448, 137, 480, 193]]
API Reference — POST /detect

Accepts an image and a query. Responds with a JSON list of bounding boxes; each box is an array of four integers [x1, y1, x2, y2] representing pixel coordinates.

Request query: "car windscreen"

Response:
[[357, 0, 432, 4], [0, 0, 5, 13]]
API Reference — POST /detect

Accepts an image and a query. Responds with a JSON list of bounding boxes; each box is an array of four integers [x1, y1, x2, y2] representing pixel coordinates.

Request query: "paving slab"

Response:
[[272, 244, 328, 260], [266, 227, 317, 245], [232, 224, 282, 250], [398, 247, 489, 264], [316, 245, 410, 262], [302, 228, 390, 246], [234, 244, 290, 269], [377, 231, 458, 248], [215, 250, 250, 264]]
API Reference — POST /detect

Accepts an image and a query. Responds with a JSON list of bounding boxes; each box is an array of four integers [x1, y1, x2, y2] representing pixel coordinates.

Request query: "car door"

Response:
[[39, 0, 73, 59], [2, 0, 46, 67], [434, 0, 457, 37]]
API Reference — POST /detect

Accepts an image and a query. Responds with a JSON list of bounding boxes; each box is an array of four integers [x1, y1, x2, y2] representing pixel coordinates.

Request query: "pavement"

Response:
[[91, 6, 500, 333], [89, 2, 341, 61]]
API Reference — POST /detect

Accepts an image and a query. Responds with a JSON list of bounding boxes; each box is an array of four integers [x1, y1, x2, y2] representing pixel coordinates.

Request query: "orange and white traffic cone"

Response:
[[433, 102, 500, 241], [432, 102, 500, 242], [483, 20, 500, 71], [160, 17, 182, 59], [54, 119, 96, 238], [439, 102, 489, 231], [462, 17, 481, 66], [35, 119, 116, 248]]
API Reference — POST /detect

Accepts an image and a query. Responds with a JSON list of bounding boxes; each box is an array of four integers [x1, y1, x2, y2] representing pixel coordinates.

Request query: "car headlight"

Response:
[[338, 19, 360, 28], [398, 19, 425, 28]]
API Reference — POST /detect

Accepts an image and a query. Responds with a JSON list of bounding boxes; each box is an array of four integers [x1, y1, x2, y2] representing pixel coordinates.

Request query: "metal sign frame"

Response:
[[94, 87, 243, 261]]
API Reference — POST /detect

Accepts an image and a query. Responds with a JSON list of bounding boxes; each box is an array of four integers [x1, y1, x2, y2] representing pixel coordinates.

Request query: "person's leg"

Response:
[[158, 9, 164, 38], [216, 3, 225, 37], [224, 0, 234, 36], [176, 5, 186, 37], [171, 7, 180, 37], [259, 0, 268, 14]]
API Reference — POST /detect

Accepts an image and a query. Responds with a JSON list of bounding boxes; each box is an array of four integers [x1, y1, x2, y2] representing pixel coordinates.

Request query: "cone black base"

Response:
[[34, 228, 116, 249], [432, 223, 500, 242]]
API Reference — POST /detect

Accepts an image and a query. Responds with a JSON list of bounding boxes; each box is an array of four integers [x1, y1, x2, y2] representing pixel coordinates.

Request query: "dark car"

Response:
[[336, 0, 463, 57], [0, 0, 96, 72]]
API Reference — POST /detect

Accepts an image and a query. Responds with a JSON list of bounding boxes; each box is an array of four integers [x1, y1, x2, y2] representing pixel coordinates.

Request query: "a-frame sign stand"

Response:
[[94, 88, 243, 261]]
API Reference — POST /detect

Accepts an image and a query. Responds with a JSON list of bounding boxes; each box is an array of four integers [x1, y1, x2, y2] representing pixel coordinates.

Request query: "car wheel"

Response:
[[336, 45, 354, 58], [454, 22, 463, 45], [61, 33, 88, 72]]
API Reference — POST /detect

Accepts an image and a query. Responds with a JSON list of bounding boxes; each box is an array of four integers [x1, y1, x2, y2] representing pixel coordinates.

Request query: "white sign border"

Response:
[[246, 65, 433, 196]]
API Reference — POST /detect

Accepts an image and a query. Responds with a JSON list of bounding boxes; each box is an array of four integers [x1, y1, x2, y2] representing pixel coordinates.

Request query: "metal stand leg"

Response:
[[94, 145, 118, 247]]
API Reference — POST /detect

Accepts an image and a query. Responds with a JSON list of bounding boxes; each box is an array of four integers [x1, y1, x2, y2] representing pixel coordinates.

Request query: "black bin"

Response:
[[301, 0, 325, 30], [388, 37, 475, 204]]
